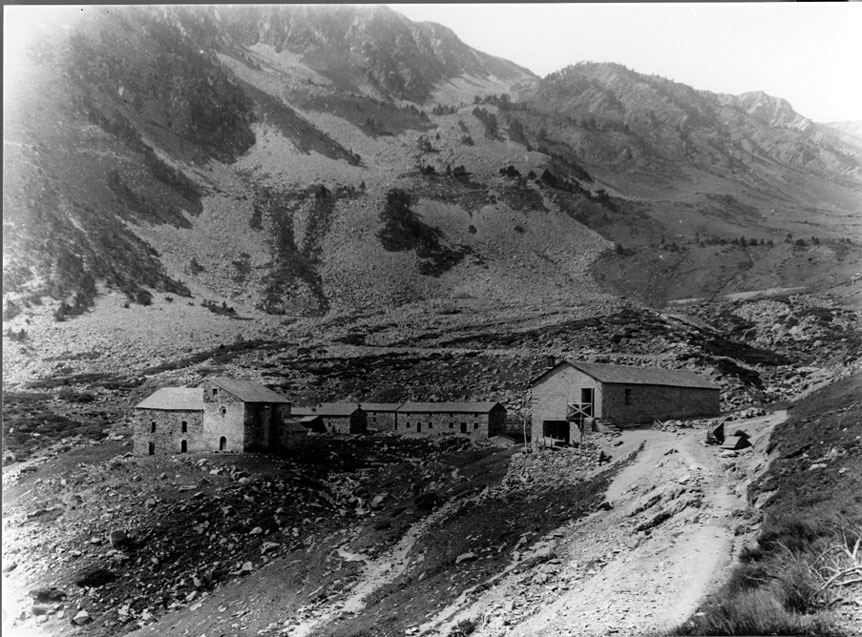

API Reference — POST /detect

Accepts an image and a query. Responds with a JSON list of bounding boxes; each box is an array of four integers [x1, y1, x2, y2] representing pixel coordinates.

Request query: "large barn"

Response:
[[531, 361, 720, 447], [133, 378, 294, 455]]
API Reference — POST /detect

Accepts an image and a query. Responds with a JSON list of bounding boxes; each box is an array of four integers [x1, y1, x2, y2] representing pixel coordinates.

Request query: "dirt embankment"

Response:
[[426, 412, 786, 637]]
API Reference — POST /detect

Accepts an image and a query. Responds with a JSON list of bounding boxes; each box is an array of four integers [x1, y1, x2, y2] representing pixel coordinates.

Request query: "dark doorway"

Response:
[[219, 436, 227, 451], [417, 423, 422, 433], [148, 442, 155, 455], [543, 420, 571, 445], [180, 440, 188, 453], [460, 423, 467, 433], [580, 388, 594, 417]]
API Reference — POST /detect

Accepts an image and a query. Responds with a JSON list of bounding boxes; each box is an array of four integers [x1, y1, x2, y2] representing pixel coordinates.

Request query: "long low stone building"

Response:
[[395, 402, 507, 438], [532, 360, 720, 447], [360, 402, 404, 432]]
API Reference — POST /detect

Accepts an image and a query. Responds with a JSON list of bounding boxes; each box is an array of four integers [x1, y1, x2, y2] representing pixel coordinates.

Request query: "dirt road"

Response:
[[427, 411, 786, 637]]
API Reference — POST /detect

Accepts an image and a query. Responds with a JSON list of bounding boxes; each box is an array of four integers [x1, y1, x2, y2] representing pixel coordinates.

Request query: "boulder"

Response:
[[71, 610, 92, 626], [455, 551, 477, 564], [74, 566, 116, 588], [109, 529, 132, 550], [29, 587, 67, 603]]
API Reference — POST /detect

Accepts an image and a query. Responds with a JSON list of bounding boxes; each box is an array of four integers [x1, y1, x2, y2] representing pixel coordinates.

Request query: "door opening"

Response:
[[181, 440, 188, 453], [542, 420, 571, 446], [219, 436, 227, 451], [148, 442, 155, 455], [580, 388, 594, 418]]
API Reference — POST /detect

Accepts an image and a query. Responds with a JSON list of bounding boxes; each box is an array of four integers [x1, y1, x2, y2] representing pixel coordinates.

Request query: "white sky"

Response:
[[389, 3, 862, 124]]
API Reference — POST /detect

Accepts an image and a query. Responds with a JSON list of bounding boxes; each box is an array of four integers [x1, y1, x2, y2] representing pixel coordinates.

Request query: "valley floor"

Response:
[[0, 412, 781, 637]]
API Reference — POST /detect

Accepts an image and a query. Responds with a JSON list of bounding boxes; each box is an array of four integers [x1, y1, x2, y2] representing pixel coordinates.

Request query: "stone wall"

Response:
[[274, 427, 307, 450], [396, 409, 505, 438], [602, 384, 720, 425], [366, 410, 397, 432], [133, 409, 203, 455], [321, 412, 367, 434], [202, 382, 246, 452], [531, 366, 603, 446]]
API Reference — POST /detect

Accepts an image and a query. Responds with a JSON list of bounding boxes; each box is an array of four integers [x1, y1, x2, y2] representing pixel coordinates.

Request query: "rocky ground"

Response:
[[2, 409, 788, 637]]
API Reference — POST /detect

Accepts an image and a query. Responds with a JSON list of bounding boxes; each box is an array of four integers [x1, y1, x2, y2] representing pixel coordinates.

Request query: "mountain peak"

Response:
[[735, 90, 811, 130]]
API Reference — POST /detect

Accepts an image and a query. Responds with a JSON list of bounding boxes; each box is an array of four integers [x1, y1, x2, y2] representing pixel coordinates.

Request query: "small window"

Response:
[[150, 421, 156, 433], [220, 406, 227, 416], [473, 423, 479, 430], [449, 423, 454, 429], [624, 388, 633, 405], [181, 421, 188, 433], [406, 421, 411, 428], [212, 388, 218, 398], [148, 442, 155, 455], [429, 423, 433, 429]]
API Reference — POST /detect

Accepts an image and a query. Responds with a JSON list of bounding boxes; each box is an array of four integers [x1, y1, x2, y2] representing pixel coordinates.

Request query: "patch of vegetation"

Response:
[[201, 299, 238, 317], [377, 189, 475, 277], [69, 7, 255, 163], [251, 184, 360, 316], [471, 106, 501, 140], [285, 88, 433, 138], [240, 80, 361, 165]]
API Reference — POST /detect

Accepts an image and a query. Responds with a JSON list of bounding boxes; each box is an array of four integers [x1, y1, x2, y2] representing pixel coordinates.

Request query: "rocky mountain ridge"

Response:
[[3, 5, 861, 379]]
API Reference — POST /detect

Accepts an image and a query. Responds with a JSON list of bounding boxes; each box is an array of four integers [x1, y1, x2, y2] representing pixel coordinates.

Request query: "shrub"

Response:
[[448, 619, 476, 636]]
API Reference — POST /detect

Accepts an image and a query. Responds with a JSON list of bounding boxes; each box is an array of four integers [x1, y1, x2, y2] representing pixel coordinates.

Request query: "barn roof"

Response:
[[135, 388, 203, 411], [209, 378, 290, 403], [292, 403, 362, 417], [282, 419, 309, 433], [360, 402, 404, 412], [398, 402, 503, 414], [534, 361, 719, 390]]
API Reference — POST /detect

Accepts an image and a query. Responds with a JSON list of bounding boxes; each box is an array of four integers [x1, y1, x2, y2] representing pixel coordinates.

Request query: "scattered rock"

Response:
[[71, 609, 92, 626], [455, 551, 477, 564]]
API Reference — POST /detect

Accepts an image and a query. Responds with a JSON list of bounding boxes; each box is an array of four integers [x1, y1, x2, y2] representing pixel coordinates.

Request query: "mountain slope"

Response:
[[3, 7, 861, 379]]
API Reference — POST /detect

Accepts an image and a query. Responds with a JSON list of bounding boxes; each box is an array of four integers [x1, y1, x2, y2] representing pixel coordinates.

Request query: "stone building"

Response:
[[531, 360, 720, 447], [291, 404, 367, 434], [395, 402, 507, 437], [202, 378, 292, 452], [133, 378, 292, 455], [278, 419, 309, 448], [133, 388, 204, 456], [360, 403, 404, 431]]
